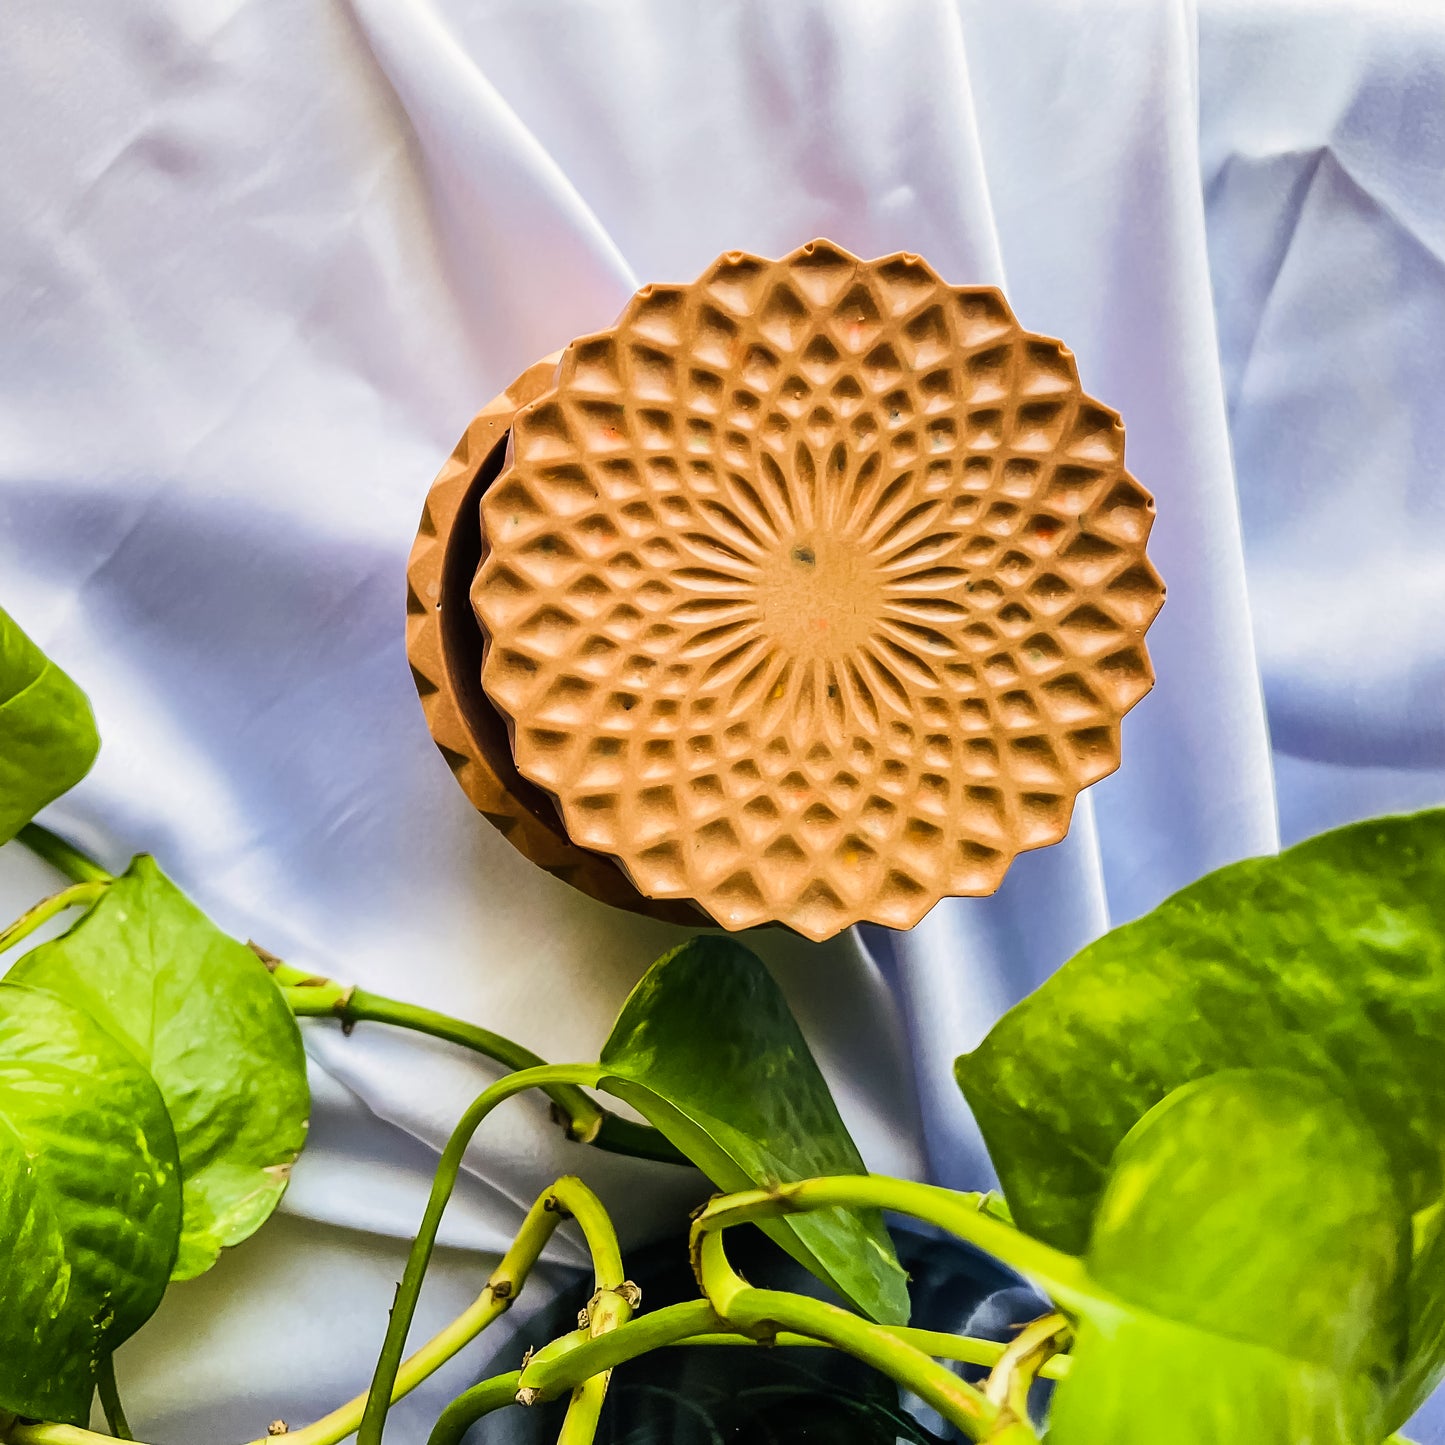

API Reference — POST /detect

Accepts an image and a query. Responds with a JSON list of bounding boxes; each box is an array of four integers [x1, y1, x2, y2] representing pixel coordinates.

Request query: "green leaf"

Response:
[[1047, 1070, 1407, 1445], [8, 855, 310, 1280], [956, 809, 1445, 1242], [598, 935, 909, 1326], [0, 980, 181, 1424], [955, 809, 1445, 1422], [0, 604, 99, 844], [1394, 1201, 1445, 1424]]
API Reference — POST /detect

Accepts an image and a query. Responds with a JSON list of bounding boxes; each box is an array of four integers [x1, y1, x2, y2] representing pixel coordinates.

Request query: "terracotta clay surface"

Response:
[[471, 241, 1166, 940], [406, 357, 703, 924]]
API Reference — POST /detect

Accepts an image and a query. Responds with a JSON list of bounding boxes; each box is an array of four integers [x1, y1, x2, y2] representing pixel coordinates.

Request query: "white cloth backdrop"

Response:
[[2, 0, 1443, 1438]]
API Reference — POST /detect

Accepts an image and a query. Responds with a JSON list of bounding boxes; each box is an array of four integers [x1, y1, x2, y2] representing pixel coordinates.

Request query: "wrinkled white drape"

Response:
[[2, 0, 1442, 1437]]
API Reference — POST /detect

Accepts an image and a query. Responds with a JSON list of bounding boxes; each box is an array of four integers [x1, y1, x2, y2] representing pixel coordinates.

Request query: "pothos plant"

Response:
[[1, 597, 1442, 1445]]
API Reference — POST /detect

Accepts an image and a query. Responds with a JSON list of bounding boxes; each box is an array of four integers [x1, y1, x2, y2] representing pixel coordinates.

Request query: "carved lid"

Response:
[[471, 241, 1165, 940]]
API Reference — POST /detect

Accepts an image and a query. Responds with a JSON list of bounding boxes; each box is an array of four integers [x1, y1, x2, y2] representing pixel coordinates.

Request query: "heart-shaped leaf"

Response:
[[955, 808, 1445, 1423], [956, 809, 1445, 1245], [0, 980, 182, 1424], [598, 935, 909, 1325], [0, 605, 99, 843], [1048, 1070, 1407, 1445], [8, 856, 310, 1280]]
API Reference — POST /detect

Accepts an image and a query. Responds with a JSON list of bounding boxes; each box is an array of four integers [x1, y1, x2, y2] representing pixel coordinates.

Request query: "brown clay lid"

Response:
[[471, 240, 1165, 940], [405, 357, 705, 924]]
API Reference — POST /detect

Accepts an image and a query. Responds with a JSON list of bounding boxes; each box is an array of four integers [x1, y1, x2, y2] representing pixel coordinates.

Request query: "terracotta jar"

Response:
[[406, 358, 705, 925], [410, 241, 1164, 940]]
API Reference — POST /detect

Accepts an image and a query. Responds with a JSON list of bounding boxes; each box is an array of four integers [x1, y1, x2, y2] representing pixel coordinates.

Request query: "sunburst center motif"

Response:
[[751, 529, 886, 662]]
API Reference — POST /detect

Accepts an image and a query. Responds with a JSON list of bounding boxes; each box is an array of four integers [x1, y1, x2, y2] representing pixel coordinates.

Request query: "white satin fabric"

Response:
[[1, 0, 1442, 1438]]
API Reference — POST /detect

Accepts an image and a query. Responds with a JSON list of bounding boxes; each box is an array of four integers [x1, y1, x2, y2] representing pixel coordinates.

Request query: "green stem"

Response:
[[428, 1177, 632, 1445], [291, 985, 556, 1077], [522, 1301, 722, 1396], [518, 1304, 1070, 1399], [536, 1180, 634, 1445], [281, 978, 685, 1165], [287, 982, 605, 1140], [356, 1064, 605, 1445], [692, 1176, 1091, 1313], [550, 1178, 627, 1293], [984, 1311, 1069, 1422], [95, 1357, 131, 1441], [425, 1373, 521, 1445], [14, 823, 112, 885], [584, 1113, 685, 1163], [0, 880, 108, 956], [682, 1326, 1071, 1376], [694, 1230, 1022, 1443], [556, 1378, 606, 1445], [11, 1208, 547, 1445]]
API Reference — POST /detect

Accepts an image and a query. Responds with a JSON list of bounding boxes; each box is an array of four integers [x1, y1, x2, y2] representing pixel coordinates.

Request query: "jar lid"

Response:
[[470, 241, 1164, 940]]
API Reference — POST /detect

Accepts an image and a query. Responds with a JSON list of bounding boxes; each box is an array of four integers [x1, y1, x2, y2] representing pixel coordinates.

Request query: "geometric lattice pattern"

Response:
[[473, 241, 1165, 940]]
